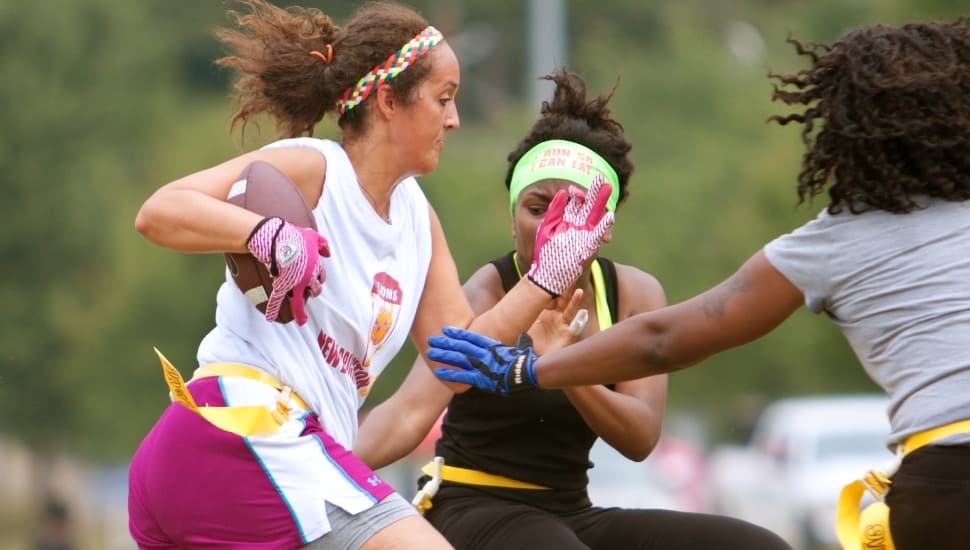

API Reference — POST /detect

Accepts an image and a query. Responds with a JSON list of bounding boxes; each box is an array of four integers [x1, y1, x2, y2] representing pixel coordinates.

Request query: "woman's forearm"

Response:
[[535, 313, 681, 388], [533, 252, 803, 388], [563, 384, 662, 461], [466, 278, 555, 344], [135, 187, 262, 253], [354, 358, 453, 469], [354, 400, 431, 469]]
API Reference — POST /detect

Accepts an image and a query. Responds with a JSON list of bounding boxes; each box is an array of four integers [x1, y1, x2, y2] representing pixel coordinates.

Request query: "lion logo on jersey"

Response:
[[358, 272, 403, 396]]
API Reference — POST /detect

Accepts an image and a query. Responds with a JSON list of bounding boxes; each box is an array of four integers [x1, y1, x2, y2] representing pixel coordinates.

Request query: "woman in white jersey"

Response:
[[428, 18, 970, 550], [128, 1, 612, 549]]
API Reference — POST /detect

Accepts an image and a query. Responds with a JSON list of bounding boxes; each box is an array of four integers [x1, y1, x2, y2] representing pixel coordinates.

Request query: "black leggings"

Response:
[[425, 486, 791, 550], [886, 445, 970, 550]]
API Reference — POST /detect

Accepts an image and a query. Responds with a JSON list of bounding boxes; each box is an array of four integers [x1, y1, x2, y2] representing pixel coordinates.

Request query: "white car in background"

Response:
[[708, 394, 893, 550], [587, 432, 710, 513]]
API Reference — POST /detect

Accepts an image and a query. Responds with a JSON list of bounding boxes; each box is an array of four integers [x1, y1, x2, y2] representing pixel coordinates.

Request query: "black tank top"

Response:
[[433, 252, 620, 511]]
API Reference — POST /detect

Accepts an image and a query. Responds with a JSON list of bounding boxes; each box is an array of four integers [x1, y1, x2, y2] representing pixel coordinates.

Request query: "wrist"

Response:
[[525, 355, 540, 389], [507, 353, 536, 393], [246, 217, 286, 271], [526, 272, 560, 298], [246, 216, 281, 246]]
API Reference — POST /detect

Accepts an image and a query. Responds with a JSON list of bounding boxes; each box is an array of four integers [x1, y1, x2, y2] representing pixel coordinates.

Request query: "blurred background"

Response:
[[2, 0, 965, 548]]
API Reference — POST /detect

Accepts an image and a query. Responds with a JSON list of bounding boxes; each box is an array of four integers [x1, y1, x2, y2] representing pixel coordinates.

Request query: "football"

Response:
[[224, 161, 317, 323]]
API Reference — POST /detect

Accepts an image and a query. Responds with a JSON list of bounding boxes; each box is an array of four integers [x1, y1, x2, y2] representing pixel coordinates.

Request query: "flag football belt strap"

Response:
[[154, 347, 309, 437], [412, 457, 444, 514], [412, 458, 548, 514], [192, 362, 311, 412], [836, 418, 970, 549], [420, 461, 550, 491]]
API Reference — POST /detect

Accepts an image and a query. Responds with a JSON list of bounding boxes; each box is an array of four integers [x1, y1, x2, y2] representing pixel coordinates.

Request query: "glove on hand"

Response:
[[428, 327, 541, 396], [527, 173, 614, 296], [246, 216, 331, 325]]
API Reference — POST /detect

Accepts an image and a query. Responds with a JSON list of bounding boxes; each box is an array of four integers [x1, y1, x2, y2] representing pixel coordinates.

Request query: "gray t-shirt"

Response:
[[764, 198, 970, 447]]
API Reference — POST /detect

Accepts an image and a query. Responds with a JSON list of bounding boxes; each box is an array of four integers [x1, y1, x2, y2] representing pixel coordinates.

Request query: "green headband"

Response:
[[508, 139, 621, 215]]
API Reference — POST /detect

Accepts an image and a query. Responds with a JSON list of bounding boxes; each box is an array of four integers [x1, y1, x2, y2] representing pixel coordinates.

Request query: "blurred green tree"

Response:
[[1, 0, 964, 460]]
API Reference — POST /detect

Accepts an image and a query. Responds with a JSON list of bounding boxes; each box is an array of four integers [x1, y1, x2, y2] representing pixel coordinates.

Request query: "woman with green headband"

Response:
[[129, 2, 612, 548], [355, 70, 790, 549], [429, 19, 970, 550]]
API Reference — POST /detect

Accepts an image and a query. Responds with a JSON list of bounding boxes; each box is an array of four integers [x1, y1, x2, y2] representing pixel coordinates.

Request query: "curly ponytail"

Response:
[[505, 70, 634, 206], [215, 0, 431, 139]]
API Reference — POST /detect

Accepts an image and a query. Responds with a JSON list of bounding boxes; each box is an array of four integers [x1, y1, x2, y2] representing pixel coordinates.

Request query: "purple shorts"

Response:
[[128, 376, 395, 549]]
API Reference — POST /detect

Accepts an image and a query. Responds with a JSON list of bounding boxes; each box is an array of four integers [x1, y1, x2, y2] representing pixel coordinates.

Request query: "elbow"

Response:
[[623, 432, 661, 462], [606, 420, 662, 462], [133, 205, 151, 238], [631, 316, 674, 373], [613, 438, 655, 462], [629, 314, 696, 375], [623, 447, 651, 463], [134, 197, 166, 244]]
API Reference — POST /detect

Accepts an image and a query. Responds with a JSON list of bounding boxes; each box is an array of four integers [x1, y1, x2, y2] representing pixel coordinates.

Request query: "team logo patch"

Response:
[[275, 239, 300, 266], [358, 272, 404, 396]]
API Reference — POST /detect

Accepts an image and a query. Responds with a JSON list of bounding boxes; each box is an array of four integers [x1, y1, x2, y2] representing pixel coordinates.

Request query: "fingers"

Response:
[[307, 261, 326, 297], [307, 276, 323, 298], [547, 288, 579, 312], [427, 336, 489, 362], [426, 348, 476, 370], [434, 367, 482, 386], [568, 309, 589, 337], [288, 289, 309, 326], [293, 226, 331, 258], [583, 175, 612, 228], [317, 235, 331, 258], [590, 211, 615, 243], [602, 213, 615, 236], [441, 326, 501, 349], [264, 287, 286, 323], [563, 186, 586, 225], [539, 189, 568, 236], [561, 288, 584, 320], [586, 172, 606, 200], [314, 264, 326, 291]]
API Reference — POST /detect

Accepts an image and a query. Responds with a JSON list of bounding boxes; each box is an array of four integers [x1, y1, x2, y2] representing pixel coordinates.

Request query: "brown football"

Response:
[[224, 161, 317, 323]]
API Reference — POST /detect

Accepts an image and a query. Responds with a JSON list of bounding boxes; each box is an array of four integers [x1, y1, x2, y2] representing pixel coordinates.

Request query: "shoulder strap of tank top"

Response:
[[502, 252, 618, 330], [489, 251, 521, 294], [591, 257, 619, 330]]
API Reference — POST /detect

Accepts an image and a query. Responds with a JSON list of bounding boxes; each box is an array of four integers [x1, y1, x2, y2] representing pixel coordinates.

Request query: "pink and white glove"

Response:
[[246, 216, 331, 325], [527, 174, 614, 297]]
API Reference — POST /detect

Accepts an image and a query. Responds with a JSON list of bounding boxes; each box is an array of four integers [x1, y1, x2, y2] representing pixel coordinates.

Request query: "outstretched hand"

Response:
[[527, 174, 614, 296], [428, 328, 542, 396], [528, 288, 588, 354]]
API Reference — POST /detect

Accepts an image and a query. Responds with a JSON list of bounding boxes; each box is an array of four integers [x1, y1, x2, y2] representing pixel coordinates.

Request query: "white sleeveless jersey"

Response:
[[197, 138, 433, 448]]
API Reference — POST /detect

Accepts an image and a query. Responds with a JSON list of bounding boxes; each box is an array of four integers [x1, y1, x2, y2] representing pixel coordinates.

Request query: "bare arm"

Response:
[[534, 249, 804, 388], [354, 263, 507, 468], [359, 200, 613, 466], [134, 146, 326, 253], [561, 265, 669, 461], [354, 360, 454, 469], [409, 207, 554, 392]]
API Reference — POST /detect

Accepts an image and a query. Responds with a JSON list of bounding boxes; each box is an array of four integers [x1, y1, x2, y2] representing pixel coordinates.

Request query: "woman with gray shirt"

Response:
[[428, 18, 970, 550]]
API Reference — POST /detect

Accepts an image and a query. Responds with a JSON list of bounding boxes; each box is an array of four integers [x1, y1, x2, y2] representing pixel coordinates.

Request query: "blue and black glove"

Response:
[[427, 327, 541, 396]]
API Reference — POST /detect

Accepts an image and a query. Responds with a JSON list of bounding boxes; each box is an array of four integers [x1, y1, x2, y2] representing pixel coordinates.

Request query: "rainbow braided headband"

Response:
[[337, 26, 444, 116]]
